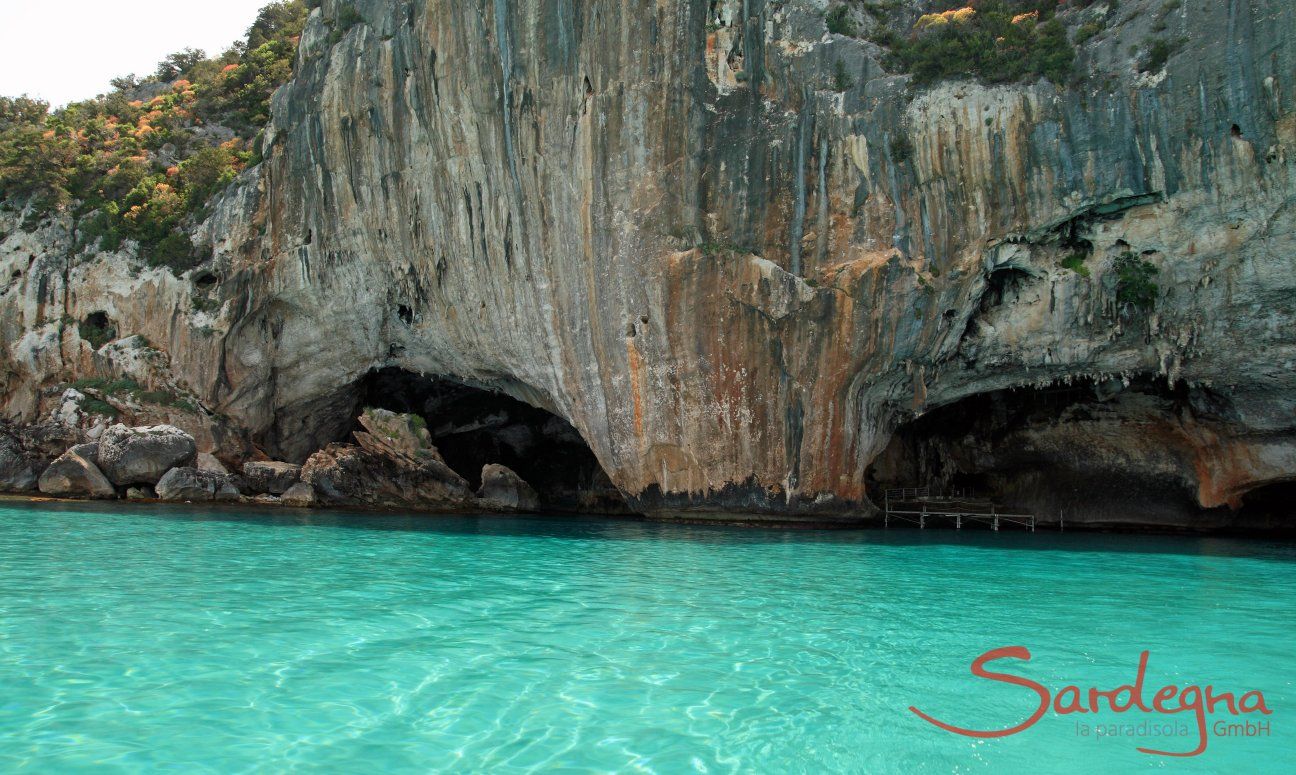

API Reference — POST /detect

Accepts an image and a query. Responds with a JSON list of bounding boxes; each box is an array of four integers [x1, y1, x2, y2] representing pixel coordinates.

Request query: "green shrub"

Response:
[[329, 3, 366, 45], [832, 60, 855, 92], [136, 390, 176, 405], [77, 314, 116, 349], [191, 292, 222, 313], [890, 134, 914, 163], [148, 232, 201, 272], [1114, 251, 1159, 311], [826, 6, 858, 37], [81, 399, 121, 418], [1060, 253, 1091, 277], [882, 1, 1075, 86], [1139, 38, 1177, 73], [1074, 21, 1104, 45], [0, 1, 307, 273], [72, 374, 196, 411], [336, 3, 364, 29]]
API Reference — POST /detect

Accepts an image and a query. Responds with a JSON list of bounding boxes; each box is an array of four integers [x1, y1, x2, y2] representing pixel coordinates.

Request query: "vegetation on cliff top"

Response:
[[845, 0, 1113, 87], [0, 1, 308, 271]]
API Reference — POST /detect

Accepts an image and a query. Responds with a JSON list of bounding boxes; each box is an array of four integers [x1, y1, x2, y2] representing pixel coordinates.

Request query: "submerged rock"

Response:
[[279, 482, 317, 507], [242, 461, 302, 495], [98, 425, 197, 486], [126, 486, 157, 500], [38, 448, 116, 499], [155, 467, 241, 502], [477, 464, 540, 512]]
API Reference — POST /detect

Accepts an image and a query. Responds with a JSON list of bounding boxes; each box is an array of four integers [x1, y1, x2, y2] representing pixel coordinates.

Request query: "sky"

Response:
[[0, 1, 277, 106]]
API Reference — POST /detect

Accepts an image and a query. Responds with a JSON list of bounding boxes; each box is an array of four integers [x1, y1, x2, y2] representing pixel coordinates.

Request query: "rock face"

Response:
[[0, 431, 38, 492], [37, 448, 115, 499], [2, 0, 1295, 528], [155, 467, 242, 502], [477, 464, 540, 512], [196, 453, 230, 475], [242, 461, 302, 495], [97, 425, 197, 486]]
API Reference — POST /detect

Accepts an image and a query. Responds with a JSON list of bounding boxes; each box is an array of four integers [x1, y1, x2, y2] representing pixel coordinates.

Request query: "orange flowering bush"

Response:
[[0, 1, 308, 271], [880, 1, 1076, 86]]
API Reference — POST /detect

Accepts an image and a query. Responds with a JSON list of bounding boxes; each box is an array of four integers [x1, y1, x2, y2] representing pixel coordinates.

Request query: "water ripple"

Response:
[[1, 503, 1293, 772]]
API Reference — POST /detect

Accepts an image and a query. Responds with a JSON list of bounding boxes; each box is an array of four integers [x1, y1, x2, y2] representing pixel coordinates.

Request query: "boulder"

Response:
[[16, 420, 84, 468], [301, 442, 473, 509], [477, 464, 540, 511], [126, 486, 157, 500], [37, 448, 116, 498], [97, 425, 197, 486], [155, 467, 241, 502], [280, 482, 318, 507], [354, 408, 447, 464], [0, 431, 38, 492], [242, 461, 302, 495], [196, 452, 230, 475], [68, 442, 100, 465]]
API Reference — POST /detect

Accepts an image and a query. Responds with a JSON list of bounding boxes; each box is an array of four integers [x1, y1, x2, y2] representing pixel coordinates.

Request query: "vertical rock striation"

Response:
[[2, 0, 1294, 526]]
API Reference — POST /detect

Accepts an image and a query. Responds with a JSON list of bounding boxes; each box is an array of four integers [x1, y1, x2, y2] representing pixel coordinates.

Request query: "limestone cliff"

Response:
[[2, 0, 1294, 527]]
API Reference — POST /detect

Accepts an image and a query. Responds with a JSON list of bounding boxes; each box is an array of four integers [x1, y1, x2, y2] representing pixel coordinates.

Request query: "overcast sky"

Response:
[[0, 1, 279, 106]]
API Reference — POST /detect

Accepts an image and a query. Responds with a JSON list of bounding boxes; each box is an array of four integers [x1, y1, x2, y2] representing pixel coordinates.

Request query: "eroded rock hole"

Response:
[[982, 267, 1034, 310], [78, 311, 116, 349], [357, 368, 631, 513], [1235, 482, 1296, 532]]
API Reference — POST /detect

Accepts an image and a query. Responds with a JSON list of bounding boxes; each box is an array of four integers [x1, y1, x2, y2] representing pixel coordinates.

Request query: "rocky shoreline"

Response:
[[0, 407, 548, 515]]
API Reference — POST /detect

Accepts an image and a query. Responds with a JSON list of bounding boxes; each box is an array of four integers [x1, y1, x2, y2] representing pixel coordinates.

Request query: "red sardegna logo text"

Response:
[[909, 647, 1272, 757]]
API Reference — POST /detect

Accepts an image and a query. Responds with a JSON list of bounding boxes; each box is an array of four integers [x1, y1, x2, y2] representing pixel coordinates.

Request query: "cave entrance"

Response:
[[1235, 482, 1296, 532], [357, 368, 631, 514], [867, 377, 1205, 525]]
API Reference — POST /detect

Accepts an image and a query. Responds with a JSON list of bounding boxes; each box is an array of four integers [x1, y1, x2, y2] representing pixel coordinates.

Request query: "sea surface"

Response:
[[0, 501, 1292, 773]]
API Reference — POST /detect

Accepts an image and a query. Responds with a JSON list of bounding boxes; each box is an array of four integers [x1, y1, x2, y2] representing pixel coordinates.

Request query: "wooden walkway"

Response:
[[883, 487, 1035, 531]]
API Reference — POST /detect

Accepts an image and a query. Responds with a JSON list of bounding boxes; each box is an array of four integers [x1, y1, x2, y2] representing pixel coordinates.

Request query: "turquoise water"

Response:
[[0, 502, 1292, 773]]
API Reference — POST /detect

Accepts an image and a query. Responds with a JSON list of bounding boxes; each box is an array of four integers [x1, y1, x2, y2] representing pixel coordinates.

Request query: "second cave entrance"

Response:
[[356, 368, 631, 514]]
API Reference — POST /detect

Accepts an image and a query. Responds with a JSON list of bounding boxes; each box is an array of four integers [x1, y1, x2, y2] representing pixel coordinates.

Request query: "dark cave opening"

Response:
[[1236, 482, 1296, 528], [867, 377, 1210, 526], [356, 368, 631, 514], [982, 267, 1036, 310]]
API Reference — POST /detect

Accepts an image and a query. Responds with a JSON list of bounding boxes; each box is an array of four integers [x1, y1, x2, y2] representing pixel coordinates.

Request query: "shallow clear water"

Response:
[[0, 501, 1292, 773]]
